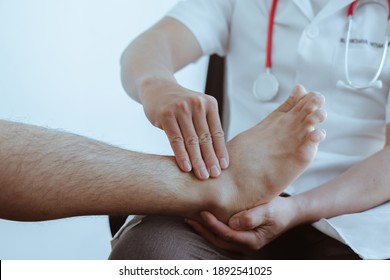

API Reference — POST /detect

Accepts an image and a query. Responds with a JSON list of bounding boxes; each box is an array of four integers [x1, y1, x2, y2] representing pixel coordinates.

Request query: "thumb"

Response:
[[228, 206, 267, 231]]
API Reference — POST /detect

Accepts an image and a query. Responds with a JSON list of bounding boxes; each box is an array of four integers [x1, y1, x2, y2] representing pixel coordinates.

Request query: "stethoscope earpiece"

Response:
[[337, 79, 383, 90], [339, 0, 390, 90]]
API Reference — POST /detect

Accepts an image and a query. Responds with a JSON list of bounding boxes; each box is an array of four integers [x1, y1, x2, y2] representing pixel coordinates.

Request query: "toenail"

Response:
[[313, 92, 325, 104], [312, 129, 326, 142], [318, 109, 327, 121]]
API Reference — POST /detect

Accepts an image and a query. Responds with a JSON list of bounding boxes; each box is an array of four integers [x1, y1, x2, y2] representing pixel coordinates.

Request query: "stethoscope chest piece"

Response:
[[252, 70, 279, 101]]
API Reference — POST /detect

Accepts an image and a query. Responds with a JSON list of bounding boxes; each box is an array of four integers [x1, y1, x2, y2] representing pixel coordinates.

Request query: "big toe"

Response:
[[276, 84, 307, 113], [294, 92, 325, 118]]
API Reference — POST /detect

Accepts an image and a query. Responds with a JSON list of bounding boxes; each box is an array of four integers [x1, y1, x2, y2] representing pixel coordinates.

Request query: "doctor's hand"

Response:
[[141, 81, 229, 180], [186, 197, 301, 253]]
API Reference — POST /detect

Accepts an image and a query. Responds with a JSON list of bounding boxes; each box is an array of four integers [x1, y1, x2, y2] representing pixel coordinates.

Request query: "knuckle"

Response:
[[175, 153, 189, 161], [199, 132, 212, 145], [176, 101, 191, 115], [211, 129, 225, 139], [206, 95, 218, 107], [170, 135, 185, 145], [240, 212, 255, 228], [186, 135, 199, 146], [190, 95, 206, 112], [161, 108, 175, 119]]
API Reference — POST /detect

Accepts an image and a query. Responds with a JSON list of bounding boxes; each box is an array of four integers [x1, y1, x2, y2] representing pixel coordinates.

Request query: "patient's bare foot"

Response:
[[209, 85, 326, 222]]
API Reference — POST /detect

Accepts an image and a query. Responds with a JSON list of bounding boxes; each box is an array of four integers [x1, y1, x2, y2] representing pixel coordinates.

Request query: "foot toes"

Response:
[[276, 84, 307, 113], [297, 129, 326, 164], [308, 128, 326, 143], [304, 109, 327, 126], [294, 92, 325, 116]]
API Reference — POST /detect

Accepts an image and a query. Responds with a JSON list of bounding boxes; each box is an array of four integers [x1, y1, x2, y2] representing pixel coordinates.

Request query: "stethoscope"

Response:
[[253, 0, 390, 101]]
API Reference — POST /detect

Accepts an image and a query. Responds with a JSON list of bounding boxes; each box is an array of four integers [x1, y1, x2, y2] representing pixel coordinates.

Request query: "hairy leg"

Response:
[[209, 85, 326, 222]]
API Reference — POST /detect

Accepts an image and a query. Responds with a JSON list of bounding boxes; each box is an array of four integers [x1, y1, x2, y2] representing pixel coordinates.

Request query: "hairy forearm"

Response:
[[0, 120, 213, 221], [292, 147, 390, 226]]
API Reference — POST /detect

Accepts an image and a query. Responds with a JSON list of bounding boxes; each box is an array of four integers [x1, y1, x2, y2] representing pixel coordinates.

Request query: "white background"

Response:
[[0, 0, 208, 259]]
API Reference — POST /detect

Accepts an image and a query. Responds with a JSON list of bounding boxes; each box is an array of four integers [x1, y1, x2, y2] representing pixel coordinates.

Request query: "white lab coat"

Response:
[[166, 0, 390, 259], [112, 0, 390, 259]]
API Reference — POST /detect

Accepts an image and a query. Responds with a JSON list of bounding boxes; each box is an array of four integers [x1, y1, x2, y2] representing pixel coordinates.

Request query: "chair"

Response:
[[109, 54, 226, 237]]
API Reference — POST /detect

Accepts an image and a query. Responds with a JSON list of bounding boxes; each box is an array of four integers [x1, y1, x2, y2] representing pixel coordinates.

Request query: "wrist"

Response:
[[138, 75, 178, 103], [289, 193, 321, 227]]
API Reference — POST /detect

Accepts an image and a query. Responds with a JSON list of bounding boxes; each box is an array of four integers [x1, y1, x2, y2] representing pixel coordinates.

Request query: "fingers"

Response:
[[162, 119, 193, 172], [178, 114, 210, 179], [192, 114, 221, 178], [207, 108, 229, 170], [193, 96, 229, 176], [196, 211, 265, 251], [184, 218, 240, 252], [162, 94, 228, 180]]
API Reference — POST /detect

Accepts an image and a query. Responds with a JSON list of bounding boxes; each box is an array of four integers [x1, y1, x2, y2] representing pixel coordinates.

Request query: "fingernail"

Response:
[[210, 165, 221, 177], [229, 217, 241, 230], [183, 160, 192, 172], [220, 158, 229, 169], [199, 167, 209, 179]]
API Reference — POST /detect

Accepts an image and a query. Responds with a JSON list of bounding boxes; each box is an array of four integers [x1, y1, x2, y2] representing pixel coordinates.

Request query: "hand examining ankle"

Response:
[[141, 78, 229, 180]]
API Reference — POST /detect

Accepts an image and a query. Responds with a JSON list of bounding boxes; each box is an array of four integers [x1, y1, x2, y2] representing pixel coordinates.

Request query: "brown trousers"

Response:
[[109, 215, 361, 260]]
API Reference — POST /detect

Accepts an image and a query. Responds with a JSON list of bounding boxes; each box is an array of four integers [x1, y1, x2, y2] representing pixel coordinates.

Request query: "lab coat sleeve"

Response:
[[166, 0, 234, 57]]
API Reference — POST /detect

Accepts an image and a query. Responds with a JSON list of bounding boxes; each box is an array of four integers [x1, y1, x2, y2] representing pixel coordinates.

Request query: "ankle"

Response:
[[202, 171, 239, 223]]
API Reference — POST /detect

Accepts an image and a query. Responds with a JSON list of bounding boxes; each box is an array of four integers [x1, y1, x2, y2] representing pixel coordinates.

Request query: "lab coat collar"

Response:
[[293, 0, 355, 23], [293, 0, 315, 20]]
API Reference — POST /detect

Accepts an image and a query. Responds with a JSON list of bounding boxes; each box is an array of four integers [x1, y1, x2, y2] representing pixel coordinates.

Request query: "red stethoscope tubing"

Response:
[[266, 0, 278, 69]]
